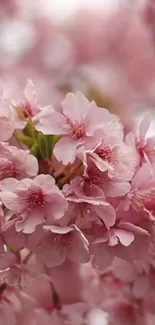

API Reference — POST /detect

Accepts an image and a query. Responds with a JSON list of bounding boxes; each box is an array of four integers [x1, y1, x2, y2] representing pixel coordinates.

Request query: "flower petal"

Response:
[[54, 137, 78, 164], [36, 111, 67, 135]]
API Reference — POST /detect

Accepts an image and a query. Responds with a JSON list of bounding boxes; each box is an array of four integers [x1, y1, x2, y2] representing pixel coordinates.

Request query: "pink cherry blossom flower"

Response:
[[91, 221, 149, 270], [0, 175, 68, 233], [120, 162, 155, 214], [12, 80, 49, 130], [0, 143, 38, 181], [63, 178, 116, 230], [87, 136, 138, 181], [36, 91, 119, 164], [85, 157, 131, 198], [12, 80, 40, 118], [33, 224, 89, 267], [127, 115, 155, 164]]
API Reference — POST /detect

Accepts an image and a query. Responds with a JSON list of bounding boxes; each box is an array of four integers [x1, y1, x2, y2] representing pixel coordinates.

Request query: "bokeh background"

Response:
[[1, 0, 155, 134]]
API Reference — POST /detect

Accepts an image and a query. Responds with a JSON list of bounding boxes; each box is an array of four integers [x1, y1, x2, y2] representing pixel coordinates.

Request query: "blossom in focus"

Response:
[[87, 135, 138, 181], [0, 175, 67, 233], [63, 179, 116, 230], [85, 157, 131, 197], [120, 162, 155, 215], [91, 221, 149, 271], [36, 91, 118, 164], [0, 71, 155, 323]]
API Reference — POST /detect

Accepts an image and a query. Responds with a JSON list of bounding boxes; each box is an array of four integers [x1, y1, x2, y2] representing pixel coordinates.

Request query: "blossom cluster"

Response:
[[0, 80, 155, 324]]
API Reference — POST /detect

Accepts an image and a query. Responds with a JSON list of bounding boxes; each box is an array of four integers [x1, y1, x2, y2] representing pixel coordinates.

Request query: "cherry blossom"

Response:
[[12, 80, 41, 129], [91, 221, 149, 270], [0, 143, 38, 181], [120, 162, 155, 215], [88, 137, 138, 181], [85, 157, 131, 198], [36, 91, 119, 164], [0, 51, 155, 322], [32, 224, 89, 267], [0, 175, 67, 233], [127, 115, 155, 165]]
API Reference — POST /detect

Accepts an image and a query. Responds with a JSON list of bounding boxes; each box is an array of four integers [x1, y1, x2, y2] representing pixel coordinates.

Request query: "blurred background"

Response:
[[1, 0, 155, 134]]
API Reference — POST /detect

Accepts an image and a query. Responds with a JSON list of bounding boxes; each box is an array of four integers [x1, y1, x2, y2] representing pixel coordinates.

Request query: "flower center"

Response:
[[69, 121, 85, 140], [95, 146, 117, 163], [87, 161, 109, 187], [52, 233, 72, 255], [26, 188, 45, 209], [20, 102, 34, 118]]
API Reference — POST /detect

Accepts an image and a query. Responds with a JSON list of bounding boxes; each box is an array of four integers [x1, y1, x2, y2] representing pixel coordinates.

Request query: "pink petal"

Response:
[[33, 105, 53, 122], [62, 92, 91, 123], [91, 243, 114, 270], [70, 226, 89, 264], [94, 204, 116, 229], [119, 222, 149, 236], [90, 153, 112, 173], [133, 275, 149, 299], [83, 129, 104, 151], [120, 235, 150, 262], [33, 174, 55, 188], [36, 235, 66, 267], [112, 258, 137, 282], [86, 105, 112, 136], [125, 131, 136, 147], [0, 178, 18, 191], [4, 226, 25, 250], [16, 208, 44, 234], [24, 154, 39, 177], [16, 178, 32, 192], [36, 111, 67, 135], [113, 229, 134, 246], [67, 195, 106, 205], [24, 79, 37, 107], [74, 181, 105, 199], [0, 117, 14, 141], [106, 181, 130, 197], [139, 115, 151, 139], [54, 136, 78, 164], [0, 192, 21, 212], [43, 225, 73, 234], [132, 163, 152, 189], [45, 197, 67, 220]]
